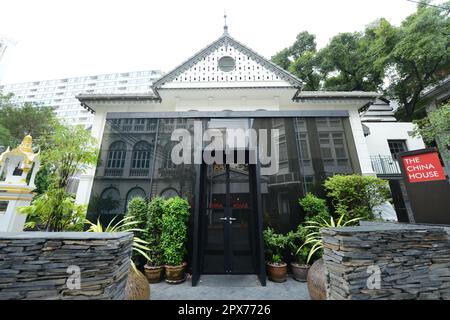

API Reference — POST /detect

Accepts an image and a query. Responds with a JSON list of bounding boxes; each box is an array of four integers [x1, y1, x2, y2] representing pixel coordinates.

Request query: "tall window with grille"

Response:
[[105, 141, 126, 176], [315, 118, 352, 176], [130, 141, 151, 176]]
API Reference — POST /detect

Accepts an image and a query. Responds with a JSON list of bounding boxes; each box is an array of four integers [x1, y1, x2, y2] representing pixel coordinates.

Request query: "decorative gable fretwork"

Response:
[[153, 35, 302, 90]]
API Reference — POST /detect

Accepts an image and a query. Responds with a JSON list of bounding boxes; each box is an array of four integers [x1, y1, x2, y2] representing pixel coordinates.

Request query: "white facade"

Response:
[[75, 30, 383, 206], [0, 70, 163, 127], [364, 122, 425, 157]]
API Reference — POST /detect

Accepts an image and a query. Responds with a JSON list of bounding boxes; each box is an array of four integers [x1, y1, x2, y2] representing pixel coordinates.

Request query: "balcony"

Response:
[[104, 168, 124, 177], [370, 155, 401, 176], [129, 168, 150, 177], [268, 172, 301, 185]]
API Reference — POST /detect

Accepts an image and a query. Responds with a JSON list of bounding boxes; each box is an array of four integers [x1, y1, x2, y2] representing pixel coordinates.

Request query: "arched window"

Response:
[[106, 141, 126, 170], [125, 187, 147, 211], [131, 141, 151, 169], [160, 187, 179, 199], [99, 187, 121, 214]]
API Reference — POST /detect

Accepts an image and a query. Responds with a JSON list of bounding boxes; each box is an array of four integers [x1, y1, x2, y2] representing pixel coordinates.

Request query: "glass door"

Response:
[[229, 163, 255, 273], [202, 163, 227, 273], [201, 162, 256, 274]]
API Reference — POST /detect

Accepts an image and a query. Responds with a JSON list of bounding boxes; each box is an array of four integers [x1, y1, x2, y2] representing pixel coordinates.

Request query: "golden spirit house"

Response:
[[76, 25, 383, 286]]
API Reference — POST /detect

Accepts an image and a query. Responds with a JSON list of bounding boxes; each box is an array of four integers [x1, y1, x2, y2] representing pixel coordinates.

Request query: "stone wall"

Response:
[[321, 224, 450, 300], [0, 232, 133, 300]]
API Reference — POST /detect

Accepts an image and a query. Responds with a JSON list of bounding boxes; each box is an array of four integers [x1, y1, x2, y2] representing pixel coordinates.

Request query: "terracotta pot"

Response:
[[144, 264, 164, 283], [165, 262, 187, 284], [125, 269, 150, 300], [307, 258, 327, 300], [266, 262, 288, 283], [291, 262, 310, 282]]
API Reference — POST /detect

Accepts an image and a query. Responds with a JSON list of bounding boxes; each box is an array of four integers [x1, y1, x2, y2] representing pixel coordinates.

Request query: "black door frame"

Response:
[[191, 150, 266, 286]]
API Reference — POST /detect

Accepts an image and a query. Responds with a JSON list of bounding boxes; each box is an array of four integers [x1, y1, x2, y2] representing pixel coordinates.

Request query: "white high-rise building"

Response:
[[0, 70, 163, 127]]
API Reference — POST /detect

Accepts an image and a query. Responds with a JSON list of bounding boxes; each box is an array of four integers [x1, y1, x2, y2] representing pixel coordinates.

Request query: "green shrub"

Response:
[[324, 174, 391, 220], [19, 186, 86, 231], [161, 197, 190, 266], [295, 246, 310, 265], [298, 193, 331, 223], [263, 228, 288, 264], [146, 197, 165, 266], [300, 212, 362, 264], [126, 197, 148, 240], [287, 224, 320, 265], [85, 215, 150, 272]]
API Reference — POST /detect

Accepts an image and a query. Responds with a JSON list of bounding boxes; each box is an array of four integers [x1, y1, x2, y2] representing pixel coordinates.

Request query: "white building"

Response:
[[0, 70, 163, 127], [360, 98, 426, 222], [73, 25, 426, 286]]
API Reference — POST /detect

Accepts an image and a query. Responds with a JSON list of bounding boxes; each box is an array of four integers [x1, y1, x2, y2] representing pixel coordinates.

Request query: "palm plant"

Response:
[[85, 215, 151, 271], [298, 212, 362, 264]]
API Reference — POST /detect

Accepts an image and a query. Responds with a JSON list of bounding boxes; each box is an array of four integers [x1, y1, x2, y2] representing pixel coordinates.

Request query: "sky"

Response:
[[0, 0, 423, 84]]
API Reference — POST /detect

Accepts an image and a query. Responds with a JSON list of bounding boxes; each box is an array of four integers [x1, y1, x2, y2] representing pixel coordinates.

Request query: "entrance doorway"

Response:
[[200, 160, 259, 274]]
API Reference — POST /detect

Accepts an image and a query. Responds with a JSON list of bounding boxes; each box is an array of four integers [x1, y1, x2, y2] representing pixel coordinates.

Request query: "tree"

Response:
[[290, 31, 317, 60], [271, 48, 291, 71], [271, 31, 323, 89], [0, 123, 13, 150], [289, 51, 322, 91], [269, 3, 450, 113], [318, 29, 385, 91], [413, 103, 450, 161], [0, 92, 58, 147], [33, 164, 53, 195], [41, 124, 99, 190], [20, 124, 99, 231], [382, 3, 450, 120]]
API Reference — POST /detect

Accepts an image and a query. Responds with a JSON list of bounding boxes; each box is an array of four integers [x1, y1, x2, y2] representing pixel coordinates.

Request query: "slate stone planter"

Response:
[[0, 232, 133, 300]]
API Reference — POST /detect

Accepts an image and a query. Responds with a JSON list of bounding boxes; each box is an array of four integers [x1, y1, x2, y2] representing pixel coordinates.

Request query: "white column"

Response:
[[76, 110, 107, 205], [348, 107, 376, 176]]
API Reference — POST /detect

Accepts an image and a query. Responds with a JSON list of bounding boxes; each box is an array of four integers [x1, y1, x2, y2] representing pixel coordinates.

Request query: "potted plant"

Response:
[[263, 227, 288, 282], [144, 197, 165, 283], [126, 196, 149, 268], [287, 227, 310, 282], [86, 215, 151, 300], [161, 196, 190, 284]]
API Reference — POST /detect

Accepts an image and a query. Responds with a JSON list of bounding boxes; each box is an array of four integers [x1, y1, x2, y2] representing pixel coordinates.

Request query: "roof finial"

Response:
[[223, 11, 228, 35]]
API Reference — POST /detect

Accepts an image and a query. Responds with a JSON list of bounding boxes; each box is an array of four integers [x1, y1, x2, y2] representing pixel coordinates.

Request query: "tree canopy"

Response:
[[414, 103, 450, 161], [41, 124, 99, 190], [383, 3, 450, 120], [271, 2, 450, 120], [0, 92, 58, 148]]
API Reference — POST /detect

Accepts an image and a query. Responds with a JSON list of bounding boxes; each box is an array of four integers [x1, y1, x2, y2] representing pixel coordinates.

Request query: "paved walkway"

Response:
[[150, 275, 310, 300]]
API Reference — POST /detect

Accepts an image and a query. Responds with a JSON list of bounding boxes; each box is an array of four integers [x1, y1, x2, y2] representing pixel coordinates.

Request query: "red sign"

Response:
[[401, 152, 446, 183]]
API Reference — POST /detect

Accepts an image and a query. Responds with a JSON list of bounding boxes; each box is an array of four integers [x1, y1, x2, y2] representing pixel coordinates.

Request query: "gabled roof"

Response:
[[152, 31, 303, 94]]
